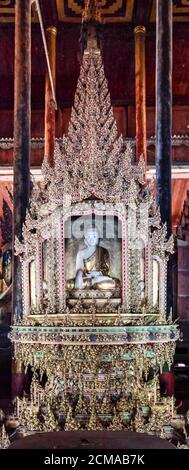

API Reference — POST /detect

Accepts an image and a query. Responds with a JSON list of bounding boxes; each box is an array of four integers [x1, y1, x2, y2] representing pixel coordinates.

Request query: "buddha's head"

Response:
[[84, 227, 99, 247]]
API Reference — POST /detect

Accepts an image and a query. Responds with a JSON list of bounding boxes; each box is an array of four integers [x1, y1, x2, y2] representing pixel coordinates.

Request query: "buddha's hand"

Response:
[[75, 269, 83, 289], [88, 271, 102, 278]]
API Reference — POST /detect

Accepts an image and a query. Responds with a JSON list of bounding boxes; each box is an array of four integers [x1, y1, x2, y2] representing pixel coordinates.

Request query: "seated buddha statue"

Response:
[[67, 227, 120, 291], [0, 248, 12, 300]]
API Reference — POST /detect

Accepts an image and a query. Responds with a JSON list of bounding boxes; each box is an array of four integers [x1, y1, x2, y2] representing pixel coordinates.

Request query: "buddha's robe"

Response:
[[67, 246, 120, 290]]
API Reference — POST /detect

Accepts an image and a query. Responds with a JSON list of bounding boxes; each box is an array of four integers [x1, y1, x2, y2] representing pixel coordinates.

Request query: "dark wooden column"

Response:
[[177, 240, 189, 320], [134, 25, 147, 165], [13, 0, 31, 319], [156, 0, 172, 237], [156, 0, 173, 315], [177, 194, 189, 332], [44, 26, 57, 166]]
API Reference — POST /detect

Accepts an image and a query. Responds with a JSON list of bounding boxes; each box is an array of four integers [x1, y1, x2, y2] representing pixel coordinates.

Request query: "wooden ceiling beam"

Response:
[[37, 0, 58, 28], [132, 0, 154, 27]]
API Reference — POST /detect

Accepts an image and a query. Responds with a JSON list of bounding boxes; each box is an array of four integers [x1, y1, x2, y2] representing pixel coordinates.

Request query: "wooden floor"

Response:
[[9, 430, 175, 449]]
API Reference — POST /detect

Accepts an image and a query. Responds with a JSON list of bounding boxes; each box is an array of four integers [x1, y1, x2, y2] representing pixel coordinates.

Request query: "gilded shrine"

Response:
[[9, 16, 180, 438]]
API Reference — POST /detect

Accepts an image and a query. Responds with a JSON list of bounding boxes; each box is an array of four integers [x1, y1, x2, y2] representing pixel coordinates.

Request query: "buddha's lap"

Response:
[[66, 276, 120, 290]]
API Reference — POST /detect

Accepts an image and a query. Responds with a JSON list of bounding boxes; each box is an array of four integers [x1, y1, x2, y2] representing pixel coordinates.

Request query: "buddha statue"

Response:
[[3, 249, 12, 287], [67, 227, 120, 291], [0, 248, 12, 300]]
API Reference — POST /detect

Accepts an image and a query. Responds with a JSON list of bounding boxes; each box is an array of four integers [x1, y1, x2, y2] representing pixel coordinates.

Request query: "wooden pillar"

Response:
[[156, 0, 172, 237], [156, 0, 173, 315], [159, 371, 174, 396], [11, 360, 25, 399], [134, 25, 147, 164], [177, 240, 189, 321], [13, 0, 31, 319], [44, 26, 57, 166]]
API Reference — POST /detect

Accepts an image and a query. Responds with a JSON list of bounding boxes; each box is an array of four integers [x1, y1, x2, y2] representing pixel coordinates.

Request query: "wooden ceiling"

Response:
[[0, 3, 189, 112], [1, 1, 189, 24]]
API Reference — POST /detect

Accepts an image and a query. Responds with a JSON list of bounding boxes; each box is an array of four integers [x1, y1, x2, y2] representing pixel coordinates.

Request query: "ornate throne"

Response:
[[9, 7, 181, 439]]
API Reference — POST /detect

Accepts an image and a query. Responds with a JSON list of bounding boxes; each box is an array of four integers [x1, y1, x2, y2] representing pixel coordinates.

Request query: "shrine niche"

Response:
[[9, 7, 181, 442], [65, 214, 122, 307]]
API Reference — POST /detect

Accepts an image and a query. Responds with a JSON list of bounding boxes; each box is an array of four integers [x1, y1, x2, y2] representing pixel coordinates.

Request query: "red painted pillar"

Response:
[[44, 26, 57, 166], [134, 25, 147, 165], [159, 371, 174, 396]]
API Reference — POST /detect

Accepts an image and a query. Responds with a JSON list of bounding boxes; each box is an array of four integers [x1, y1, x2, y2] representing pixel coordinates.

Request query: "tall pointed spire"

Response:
[[82, 0, 102, 25], [81, 0, 102, 51], [41, 1, 145, 203]]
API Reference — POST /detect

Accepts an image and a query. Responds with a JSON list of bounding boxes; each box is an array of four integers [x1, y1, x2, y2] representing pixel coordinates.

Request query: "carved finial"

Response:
[[82, 0, 102, 24]]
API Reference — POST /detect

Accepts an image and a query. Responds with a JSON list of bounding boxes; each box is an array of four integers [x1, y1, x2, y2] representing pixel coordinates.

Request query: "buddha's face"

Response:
[[84, 228, 99, 247]]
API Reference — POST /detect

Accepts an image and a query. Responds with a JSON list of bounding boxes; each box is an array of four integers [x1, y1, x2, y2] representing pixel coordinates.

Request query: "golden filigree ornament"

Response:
[[87, 406, 103, 431], [108, 407, 123, 431], [134, 405, 146, 433], [64, 406, 80, 431], [0, 424, 10, 449], [82, 0, 102, 24]]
